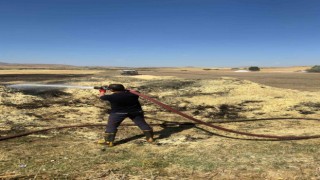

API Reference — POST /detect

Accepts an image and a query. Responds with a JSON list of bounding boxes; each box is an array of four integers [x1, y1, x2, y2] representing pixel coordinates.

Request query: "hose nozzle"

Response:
[[94, 86, 109, 90]]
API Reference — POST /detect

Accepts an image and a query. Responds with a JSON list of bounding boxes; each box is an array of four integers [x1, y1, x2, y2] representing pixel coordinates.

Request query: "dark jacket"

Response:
[[100, 91, 143, 113]]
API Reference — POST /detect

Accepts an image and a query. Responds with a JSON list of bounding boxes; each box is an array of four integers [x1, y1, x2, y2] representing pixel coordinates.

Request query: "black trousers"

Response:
[[106, 112, 152, 133]]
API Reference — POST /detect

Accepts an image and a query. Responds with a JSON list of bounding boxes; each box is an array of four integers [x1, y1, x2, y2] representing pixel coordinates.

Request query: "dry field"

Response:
[[0, 67, 320, 179], [141, 66, 320, 92]]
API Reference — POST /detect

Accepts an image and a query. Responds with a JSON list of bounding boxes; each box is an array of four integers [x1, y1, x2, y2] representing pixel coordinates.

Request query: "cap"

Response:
[[108, 84, 125, 91]]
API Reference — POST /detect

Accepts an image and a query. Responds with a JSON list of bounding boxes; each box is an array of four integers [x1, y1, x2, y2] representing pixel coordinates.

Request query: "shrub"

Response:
[[248, 66, 260, 71], [307, 65, 320, 73]]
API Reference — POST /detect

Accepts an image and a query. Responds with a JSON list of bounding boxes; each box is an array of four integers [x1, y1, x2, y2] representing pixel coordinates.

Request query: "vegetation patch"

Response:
[[248, 66, 260, 71], [306, 65, 320, 73]]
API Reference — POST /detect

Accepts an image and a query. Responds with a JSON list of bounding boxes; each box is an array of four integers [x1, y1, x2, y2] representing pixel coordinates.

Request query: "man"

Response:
[[98, 84, 154, 147]]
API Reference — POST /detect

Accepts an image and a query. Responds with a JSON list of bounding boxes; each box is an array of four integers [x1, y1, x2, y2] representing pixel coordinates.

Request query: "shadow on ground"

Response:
[[116, 124, 196, 146]]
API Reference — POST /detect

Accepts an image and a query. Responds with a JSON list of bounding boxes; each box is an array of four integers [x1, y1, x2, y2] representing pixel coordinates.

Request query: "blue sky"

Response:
[[0, 0, 319, 67]]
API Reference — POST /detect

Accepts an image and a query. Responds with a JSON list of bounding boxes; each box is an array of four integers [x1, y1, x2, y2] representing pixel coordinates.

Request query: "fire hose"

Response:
[[0, 122, 194, 141], [129, 90, 320, 140], [1, 86, 320, 141]]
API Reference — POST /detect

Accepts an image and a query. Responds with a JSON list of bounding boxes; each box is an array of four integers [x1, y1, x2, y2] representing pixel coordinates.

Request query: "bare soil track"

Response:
[[144, 69, 320, 91]]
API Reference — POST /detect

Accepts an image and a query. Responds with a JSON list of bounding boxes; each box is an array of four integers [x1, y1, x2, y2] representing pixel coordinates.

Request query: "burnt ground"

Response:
[[143, 70, 320, 92], [1, 69, 320, 179], [0, 74, 92, 84], [1, 69, 319, 91]]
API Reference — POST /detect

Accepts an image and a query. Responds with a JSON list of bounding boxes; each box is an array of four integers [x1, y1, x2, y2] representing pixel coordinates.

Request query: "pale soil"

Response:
[[140, 66, 311, 72], [142, 67, 320, 92], [0, 68, 320, 179]]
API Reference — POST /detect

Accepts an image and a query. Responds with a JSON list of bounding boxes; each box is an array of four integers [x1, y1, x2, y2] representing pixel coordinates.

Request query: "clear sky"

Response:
[[0, 0, 319, 67]]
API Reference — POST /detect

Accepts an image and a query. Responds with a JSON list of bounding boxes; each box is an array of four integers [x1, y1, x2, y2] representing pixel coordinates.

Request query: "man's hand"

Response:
[[99, 88, 107, 96]]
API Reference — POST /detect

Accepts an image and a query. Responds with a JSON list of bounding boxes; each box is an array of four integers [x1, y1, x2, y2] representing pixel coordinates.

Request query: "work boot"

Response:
[[105, 133, 116, 147], [97, 133, 116, 147], [143, 130, 154, 143]]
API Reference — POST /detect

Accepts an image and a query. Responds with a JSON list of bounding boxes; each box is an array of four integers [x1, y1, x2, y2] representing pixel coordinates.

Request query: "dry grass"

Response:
[[1, 68, 320, 179]]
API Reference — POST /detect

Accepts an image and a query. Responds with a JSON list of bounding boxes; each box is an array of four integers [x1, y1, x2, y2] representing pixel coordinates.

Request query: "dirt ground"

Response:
[[140, 67, 320, 92], [0, 67, 320, 179]]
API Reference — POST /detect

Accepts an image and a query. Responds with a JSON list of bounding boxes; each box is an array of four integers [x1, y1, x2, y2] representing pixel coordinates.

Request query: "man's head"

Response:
[[108, 84, 125, 92]]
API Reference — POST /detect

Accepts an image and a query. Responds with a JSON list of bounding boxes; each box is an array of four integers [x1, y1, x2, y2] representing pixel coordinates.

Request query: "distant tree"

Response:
[[307, 65, 320, 73], [248, 66, 260, 71]]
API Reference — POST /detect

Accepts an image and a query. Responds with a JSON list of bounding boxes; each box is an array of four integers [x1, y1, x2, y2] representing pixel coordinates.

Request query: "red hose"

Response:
[[129, 90, 320, 140], [0, 122, 198, 141], [1, 91, 320, 141]]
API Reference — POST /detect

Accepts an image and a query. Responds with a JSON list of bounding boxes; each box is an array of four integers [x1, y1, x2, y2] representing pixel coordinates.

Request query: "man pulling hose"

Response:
[[98, 84, 154, 146]]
